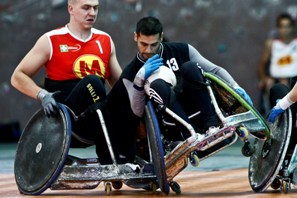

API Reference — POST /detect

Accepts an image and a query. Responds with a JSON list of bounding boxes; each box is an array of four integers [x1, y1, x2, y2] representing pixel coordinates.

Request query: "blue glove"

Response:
[[37, 89, 59, 117], [235, 87, 253, 106], [143, 54, 163, 79], [268, 99, 284, 123], [134, 54, 163, 87]]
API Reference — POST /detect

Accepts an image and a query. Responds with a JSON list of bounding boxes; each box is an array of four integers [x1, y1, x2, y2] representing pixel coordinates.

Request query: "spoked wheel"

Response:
[[14, 103, 72, 195], [145, 101, 170, 195]]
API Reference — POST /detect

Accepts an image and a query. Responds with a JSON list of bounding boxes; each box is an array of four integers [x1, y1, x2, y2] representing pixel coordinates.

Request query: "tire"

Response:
[[145, 101, 170, 195], [14, 103, 72, 195]]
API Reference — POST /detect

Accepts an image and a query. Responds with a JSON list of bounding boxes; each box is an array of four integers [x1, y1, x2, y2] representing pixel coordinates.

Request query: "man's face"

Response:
[[134, 32, 163, 60], [278, 18, 293, 39], [69, 0, 99, 29]]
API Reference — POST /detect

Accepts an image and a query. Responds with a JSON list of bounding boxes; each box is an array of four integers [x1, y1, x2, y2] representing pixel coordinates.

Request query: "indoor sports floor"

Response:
[[1, 141, 297, 197]]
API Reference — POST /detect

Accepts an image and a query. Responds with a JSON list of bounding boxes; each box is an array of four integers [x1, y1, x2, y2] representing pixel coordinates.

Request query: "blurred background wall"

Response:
[[1, 0, 297, 138]]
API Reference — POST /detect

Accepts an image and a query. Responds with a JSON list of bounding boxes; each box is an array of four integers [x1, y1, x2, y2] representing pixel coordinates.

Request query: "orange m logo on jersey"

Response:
[[277, 55, 293, 66], [73, 54, 106, 79]]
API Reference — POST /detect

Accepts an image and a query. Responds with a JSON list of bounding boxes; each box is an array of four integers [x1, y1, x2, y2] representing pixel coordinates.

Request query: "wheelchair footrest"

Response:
[[195, 126, 236, 151], [50, 157, 157, 190], [164, 126, 237, 182]]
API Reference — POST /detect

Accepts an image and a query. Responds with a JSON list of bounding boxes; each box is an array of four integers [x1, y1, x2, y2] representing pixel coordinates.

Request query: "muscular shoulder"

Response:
[[46, 26, 68, 37]]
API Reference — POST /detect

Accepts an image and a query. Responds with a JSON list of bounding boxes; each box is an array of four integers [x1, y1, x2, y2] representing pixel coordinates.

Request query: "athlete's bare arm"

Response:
[[11, 34, 50, 100], [287, 83, 297, 102], [107, 39, 122, 87]]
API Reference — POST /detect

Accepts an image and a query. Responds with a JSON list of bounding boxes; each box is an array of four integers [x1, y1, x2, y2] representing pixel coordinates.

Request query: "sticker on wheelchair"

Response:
[[14, 103, 72, 195], [204, 72, 270, 140]]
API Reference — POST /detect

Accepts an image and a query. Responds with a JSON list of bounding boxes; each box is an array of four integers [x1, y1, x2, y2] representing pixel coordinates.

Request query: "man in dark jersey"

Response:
[[106, 16, 253, 163]]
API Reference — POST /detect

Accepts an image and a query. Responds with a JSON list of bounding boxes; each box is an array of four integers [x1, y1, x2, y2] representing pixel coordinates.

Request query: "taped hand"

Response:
[[37, 89, 59, 117], [134, 54, 163, 87], [235, 87, 253, 106]]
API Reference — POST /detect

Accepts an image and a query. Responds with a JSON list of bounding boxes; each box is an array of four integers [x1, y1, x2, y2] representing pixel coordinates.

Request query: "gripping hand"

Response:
[[37, 89, 59, 117], [134, 54, 163, 87], [268, 106, 284, 123], [268, 99, 284, 123], [235, 87, 253, 106]]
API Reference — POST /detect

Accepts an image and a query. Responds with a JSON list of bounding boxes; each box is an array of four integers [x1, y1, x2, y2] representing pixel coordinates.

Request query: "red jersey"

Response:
[[45, 26, 112, 81]]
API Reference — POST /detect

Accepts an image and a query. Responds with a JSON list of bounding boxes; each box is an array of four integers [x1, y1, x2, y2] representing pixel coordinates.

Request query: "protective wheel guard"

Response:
[[14, 103, 72, 195], [248, 109, 292, 192], [204, 72, 270, 140]]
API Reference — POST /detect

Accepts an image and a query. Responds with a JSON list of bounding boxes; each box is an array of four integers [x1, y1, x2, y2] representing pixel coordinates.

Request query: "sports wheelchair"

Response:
[[14, 72, 269, 195], [249, 105, 297, 193]]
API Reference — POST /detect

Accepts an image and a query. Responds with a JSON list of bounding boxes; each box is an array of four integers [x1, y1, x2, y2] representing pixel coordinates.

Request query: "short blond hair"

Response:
[[68, 0, 76, 4]]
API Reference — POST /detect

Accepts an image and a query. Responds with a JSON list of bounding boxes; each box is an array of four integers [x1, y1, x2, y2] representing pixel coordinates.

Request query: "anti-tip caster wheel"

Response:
[[189, 151, 200, 167], [170, 181, 181, 195], [143, 182, 157, 193], [281, 181, 290, 194], [105, 182, 112, 195], [270, 178, 281, 190], [241, 141, 255, 157], [152, 183, 157, 193], [112, 181, 123, 190]]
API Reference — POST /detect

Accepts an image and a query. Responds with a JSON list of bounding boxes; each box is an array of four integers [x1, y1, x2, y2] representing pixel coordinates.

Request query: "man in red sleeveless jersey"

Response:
[[11, 0, 124, 164]]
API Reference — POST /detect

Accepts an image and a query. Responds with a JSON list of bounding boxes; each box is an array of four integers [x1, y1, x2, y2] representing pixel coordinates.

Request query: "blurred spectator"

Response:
[[258, 13, 297, 115]]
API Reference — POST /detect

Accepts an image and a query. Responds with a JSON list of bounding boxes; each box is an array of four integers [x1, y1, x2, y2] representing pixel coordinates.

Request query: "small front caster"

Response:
[[151, 183, 157, 193], [143, 182, 157, 193], [170, 181, 181, 195], [281, 181, 290, 194], [241, 140, 255, 157], [112, 181, 123, 190], [189, 151, 200, 167], [270, 178, 281, 190], [105, 182, 112, 195], [237, 125, 249, 141]]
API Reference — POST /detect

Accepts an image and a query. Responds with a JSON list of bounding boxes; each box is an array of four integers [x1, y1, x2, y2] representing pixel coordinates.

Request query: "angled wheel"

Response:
[[248, 109, 292, 192], [145, 101, 170, 195], [14, 103, 72, 195]]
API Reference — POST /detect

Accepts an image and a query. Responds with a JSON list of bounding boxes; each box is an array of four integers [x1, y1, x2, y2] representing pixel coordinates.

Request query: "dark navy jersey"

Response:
[[107, 41, 237, 119], [121, 42, 189, 83], [107, 42, 189, 115]]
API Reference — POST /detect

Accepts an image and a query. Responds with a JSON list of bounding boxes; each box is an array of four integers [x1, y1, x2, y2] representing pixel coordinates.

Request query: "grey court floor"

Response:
[[0, 140, 250, 174]]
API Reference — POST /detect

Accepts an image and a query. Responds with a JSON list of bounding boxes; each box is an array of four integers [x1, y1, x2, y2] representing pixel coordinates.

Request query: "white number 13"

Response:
[[166, 58, 179, 71]]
